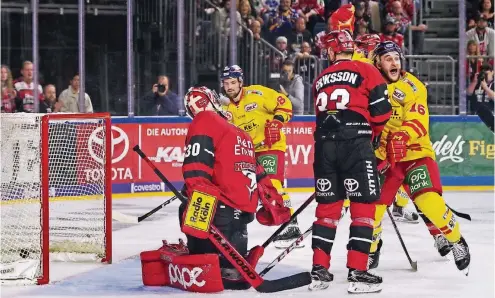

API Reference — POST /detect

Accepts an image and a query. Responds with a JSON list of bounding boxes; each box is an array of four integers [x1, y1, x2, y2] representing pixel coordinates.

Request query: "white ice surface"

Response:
[[2, 191, 494, 298]]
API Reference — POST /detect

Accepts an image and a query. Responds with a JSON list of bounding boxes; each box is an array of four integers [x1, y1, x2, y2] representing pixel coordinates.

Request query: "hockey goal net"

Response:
[[0, 113, 112, 285]]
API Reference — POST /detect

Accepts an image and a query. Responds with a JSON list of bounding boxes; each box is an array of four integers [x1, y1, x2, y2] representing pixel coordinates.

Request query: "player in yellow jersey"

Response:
[[220, 65, 303, 248], [369, 41, 471, 275], [354, 34, 421, 224]]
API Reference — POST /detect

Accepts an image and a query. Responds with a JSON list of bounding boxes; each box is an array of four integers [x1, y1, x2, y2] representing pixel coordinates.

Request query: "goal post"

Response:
[[1, 113, 112, 285]]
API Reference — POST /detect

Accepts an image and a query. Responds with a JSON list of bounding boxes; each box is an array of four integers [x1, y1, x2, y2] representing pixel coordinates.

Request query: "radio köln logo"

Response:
[[88, 126, 129, 164]]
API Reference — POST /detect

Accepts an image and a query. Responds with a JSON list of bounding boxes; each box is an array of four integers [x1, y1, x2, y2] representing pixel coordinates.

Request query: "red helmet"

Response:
[[320, 30, 355, 56], [184, 86, 223, 118], [355, 34, 381, 57]]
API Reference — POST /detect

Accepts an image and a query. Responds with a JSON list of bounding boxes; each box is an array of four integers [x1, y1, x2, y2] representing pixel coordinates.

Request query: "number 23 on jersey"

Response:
[[316, 88, 350, 112]]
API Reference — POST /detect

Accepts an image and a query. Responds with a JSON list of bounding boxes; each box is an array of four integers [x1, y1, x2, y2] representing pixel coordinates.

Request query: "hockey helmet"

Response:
[[372, 41, 404, 62], [220, 65, 244, 87], [321, 30, 355, 57], [355, 34, 381, 57], [329, 4, 356, 34], [184, 86, 223, 118]]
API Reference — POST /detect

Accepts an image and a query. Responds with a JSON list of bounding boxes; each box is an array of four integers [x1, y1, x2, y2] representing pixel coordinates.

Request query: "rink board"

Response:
[[4, 115, 492, 203]]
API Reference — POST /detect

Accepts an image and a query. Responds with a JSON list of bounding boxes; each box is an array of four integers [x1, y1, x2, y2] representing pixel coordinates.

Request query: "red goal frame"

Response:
[[38, 113, 112, 285]]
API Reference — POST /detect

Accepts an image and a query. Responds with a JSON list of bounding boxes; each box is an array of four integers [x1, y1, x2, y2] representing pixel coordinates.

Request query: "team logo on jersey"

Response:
[[224, 111, 233, 121], [244, 102, 258, 112], [392, 88, 406, 102], [234, 161, 256, 172], [241, 169, 258, 201], [258, 154, 278, 174]]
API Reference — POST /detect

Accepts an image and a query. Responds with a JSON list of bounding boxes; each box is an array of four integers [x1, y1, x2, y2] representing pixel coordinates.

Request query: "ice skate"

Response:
[[274, 218, 304, 249], [308, 265, 333, 291], [392, 204, 419, 223], [347, 269, 383, 294], [434, 234, 453, 257], [368, 239, 383, 269], [452, 236, 470, 276]]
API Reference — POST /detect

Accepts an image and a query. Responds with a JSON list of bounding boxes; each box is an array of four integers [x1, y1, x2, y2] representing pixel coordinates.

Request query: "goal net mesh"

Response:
[[1, 114, 108, 283]]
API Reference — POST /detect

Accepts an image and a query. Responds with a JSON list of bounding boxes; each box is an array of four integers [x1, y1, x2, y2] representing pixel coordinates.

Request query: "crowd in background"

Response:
[[2, 0, 494, 116], [1, 61, 93, 114], [465, 0, 495, 115]]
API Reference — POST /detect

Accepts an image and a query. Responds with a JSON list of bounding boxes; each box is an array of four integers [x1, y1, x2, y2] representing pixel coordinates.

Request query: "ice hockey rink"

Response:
[[2, 191, 494, 298]]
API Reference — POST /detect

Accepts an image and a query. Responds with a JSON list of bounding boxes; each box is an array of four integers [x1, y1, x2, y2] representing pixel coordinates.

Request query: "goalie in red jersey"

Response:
[[176, 86, 291, 290]]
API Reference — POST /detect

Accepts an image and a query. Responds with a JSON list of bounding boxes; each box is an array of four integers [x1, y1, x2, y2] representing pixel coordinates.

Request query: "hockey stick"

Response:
[[259, 226, 313, 277], [133, 145, 311, 292], [386, 208, 418, 271], [446, 204, 471, 221], [112, 196, 178, 224], [245, 193, 315, 267]]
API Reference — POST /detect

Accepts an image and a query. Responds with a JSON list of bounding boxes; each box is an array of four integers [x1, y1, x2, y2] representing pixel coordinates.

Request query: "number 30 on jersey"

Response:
[[316, 88, 350, 112]]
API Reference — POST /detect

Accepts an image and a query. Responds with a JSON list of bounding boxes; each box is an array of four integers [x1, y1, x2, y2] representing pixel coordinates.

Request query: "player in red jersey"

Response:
[[309, 30, 391, 294], [179, 86, 291, 289]]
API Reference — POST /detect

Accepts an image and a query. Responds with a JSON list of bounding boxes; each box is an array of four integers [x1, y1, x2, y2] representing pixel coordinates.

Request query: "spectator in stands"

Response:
[[355, 18, 371, 39], [213, 0, 243, 37], [143, 75, 179, 116], [467, 40, 484, 82], [379, 15, 404, 48], [314, 17, 334, 59], [59, 74, 94, 113], [388, 0, 427, 35], [272, 36, 291, 67], [353, 0, 373, 36], [294, 41, 318, 80], [467, 63, 494, 131], [239, 0, 255, 28], [265, 0, 299, 41], [1, 65, 16, 113], [292, 0, 325, 33], [288, 17, 314, 53], [466, 14, 495, 56], [279, 60, 304, 115], [14, 61, 44, 113], [479, 0, 494, 28], [41, 84, 62, 113], [250, 19, 263, 40]]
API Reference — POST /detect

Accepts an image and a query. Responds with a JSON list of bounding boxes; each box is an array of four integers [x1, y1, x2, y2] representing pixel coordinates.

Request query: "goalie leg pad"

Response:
[[140, 242, 224, 293]]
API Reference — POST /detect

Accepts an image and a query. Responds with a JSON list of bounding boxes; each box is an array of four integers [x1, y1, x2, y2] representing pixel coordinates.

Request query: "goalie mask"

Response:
[[184, 86, 224, 118]]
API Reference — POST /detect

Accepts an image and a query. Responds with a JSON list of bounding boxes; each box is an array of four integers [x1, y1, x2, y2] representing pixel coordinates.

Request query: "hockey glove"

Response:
[[264, 119, 284, 148], [256, 179, 291, 226], [386, 131, 410, 168], [181, 184, 219, 239]]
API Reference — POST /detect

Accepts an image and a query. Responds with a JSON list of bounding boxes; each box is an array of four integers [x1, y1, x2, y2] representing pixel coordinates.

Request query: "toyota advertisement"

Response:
[[76, 116, 492, 196]]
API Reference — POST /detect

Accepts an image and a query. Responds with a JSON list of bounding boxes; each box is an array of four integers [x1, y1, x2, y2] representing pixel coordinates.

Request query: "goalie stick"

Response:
[[387, 208, 418, 271], [112, 196, 178, 224], [133, 145, 311, 292]]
